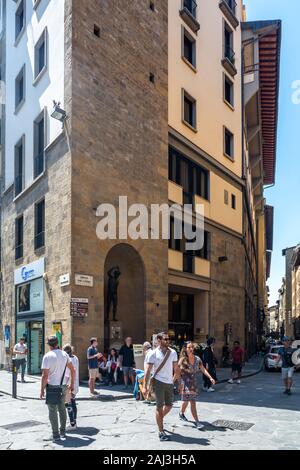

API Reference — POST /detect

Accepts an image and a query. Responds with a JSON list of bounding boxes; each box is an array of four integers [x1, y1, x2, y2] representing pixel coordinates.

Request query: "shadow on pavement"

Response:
[[165, 430, 210, 446], [55, 436, 96, 448]]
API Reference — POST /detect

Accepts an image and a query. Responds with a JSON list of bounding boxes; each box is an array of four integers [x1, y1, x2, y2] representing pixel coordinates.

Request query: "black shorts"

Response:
[[232, 363, 242, 373]]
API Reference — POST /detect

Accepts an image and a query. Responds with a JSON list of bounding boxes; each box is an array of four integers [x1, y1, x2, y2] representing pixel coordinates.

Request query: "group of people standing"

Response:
[[87, 336, 135, 397]]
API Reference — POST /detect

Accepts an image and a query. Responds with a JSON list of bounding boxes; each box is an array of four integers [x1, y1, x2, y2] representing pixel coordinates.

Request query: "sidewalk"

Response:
[[0, 355, 263, 401]]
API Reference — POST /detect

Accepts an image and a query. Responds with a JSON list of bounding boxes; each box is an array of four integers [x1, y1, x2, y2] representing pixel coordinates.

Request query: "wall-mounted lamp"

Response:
[[51, 101, 67, 127]]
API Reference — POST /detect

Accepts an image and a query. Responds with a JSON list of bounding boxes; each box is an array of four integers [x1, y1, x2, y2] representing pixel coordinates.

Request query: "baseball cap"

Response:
[[282, 336, 290, 342]]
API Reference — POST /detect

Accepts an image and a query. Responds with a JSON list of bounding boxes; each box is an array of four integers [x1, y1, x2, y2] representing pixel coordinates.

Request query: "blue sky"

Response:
[[244, 0, 300, 306]]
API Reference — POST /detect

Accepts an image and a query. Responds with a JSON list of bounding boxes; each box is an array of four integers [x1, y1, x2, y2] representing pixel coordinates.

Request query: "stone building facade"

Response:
[[0, 1, 281, 375]]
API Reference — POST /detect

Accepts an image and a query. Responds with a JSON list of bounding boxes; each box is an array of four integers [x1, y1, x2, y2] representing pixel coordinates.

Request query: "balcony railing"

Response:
[[34, 152, 44, 178], [15, 174, 23, 196], [35, 231, 45, 250], [224, 45, 236, 66], [184, 0, 197, 19], [180, 0, 200, 33], [224, 0, 237, 15]]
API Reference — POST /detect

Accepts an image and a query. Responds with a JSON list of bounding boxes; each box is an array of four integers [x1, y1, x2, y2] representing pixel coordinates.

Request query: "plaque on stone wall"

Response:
[[70, 298, 88, 318]]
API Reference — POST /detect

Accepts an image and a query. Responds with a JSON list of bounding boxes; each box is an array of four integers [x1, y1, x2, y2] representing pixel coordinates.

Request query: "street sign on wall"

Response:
[[70, 298, 88, 318]]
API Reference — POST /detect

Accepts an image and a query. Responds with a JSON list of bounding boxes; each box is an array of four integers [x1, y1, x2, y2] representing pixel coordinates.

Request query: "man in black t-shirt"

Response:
[[119, 337, 135, 390]]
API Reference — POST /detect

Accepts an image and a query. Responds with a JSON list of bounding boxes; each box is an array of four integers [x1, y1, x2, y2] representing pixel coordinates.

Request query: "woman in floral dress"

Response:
[[178, 342, 215, 429]]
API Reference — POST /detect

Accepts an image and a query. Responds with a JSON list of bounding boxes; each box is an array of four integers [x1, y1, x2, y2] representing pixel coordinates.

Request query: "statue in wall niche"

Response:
[[106, 266, 121, 322]]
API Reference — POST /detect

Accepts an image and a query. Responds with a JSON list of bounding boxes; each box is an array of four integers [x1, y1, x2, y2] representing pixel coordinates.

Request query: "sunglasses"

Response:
[[162, 337, 170, 341]]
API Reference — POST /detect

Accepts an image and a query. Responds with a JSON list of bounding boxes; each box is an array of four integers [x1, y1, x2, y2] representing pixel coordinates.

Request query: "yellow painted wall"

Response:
[[169, 0, 243, 177], [168, 180, 183, 205], [195, 172, 243, 234], [194, 257, 210, 278], [168, 249, 183, 271], [257, 212, 266, 309]]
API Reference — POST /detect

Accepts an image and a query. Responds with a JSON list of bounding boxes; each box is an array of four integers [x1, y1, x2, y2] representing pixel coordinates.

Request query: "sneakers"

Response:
[[43, 435, 60, 442], [237, 380, 241, 384], [195, 421, 204, 430], [159, 431, 170, 442], [179, 412, 188, 422], [287, 389, 292, 396], [66, 424, 77, 432], [202, 386, 208, 392], [228, 379, 234, 384], [207, 387, 215, 392]]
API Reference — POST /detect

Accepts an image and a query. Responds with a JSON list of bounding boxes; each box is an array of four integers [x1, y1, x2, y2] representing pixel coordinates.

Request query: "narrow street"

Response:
[[0, 369, 299, 450]]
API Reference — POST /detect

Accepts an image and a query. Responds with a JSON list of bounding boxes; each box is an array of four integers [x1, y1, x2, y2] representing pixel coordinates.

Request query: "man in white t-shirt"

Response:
[[143, 332, 179, 442], [13, 338, 28, 383], [40, 336, 75, 442]]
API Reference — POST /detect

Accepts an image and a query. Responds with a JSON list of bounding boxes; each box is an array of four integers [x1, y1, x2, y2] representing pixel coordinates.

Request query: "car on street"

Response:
[[264, 345, 282, 371]]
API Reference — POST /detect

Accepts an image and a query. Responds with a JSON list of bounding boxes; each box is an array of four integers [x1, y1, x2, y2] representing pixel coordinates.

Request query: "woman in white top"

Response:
[[63, 344, 79, 431]]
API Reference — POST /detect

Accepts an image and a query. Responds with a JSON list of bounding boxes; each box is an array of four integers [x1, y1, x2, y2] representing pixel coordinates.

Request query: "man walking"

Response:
[[143, 332, 179, 442], [40, 336, 75, 442], [276, 336, 297, 395], [87, 338, 101, 397], [13, 337, 28, 383], [228, 341, 244, 384], [119, 337, 135, 390], [202, 337, 217, 392]]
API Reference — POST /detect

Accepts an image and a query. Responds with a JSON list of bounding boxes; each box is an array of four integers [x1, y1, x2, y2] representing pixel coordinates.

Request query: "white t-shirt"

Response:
[[41, 349, 71, 386], [65, 355, 79, 395], [147, 347, 178, 384], [14, 343, 27, 360], [144, 348, 153, 372]]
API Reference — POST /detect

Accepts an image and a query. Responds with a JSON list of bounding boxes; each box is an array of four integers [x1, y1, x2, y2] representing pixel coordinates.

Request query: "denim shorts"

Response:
[[122, 366, 134, 376], [281, 367, 294, 379]]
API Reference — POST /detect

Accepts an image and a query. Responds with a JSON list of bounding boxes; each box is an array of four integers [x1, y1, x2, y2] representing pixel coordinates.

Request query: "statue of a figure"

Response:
[[106, 266, 121, 321]]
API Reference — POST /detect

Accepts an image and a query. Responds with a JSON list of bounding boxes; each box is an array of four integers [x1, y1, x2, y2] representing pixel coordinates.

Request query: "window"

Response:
[[224, 22, 234, 64], [183, 90, 196, 130], [15, 216, 24, 260], [35, 199, 45, 250], [231, 194, 236, 210], [224, 190, 229, 205], [183, 28, 196, 69], [195, 231, 210, 260], [94, 24, 100, 37], [224, 127, 234, 159], [169, 147, 209, 201], [169, 217, 182, 252], [34, 29, 47, 81], [14, 137, 25, 197], [224, 74, 234, 107], [15, 0, 25, 42], [183, 0, 197, 18], [15, 65, 25, 111], [33, 111, 45, 178]]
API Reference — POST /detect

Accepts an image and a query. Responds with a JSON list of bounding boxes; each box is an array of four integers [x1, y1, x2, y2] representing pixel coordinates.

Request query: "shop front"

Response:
[[14, 259, 45, 375]]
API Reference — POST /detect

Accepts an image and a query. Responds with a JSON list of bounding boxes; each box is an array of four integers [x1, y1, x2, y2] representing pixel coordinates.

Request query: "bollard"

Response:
[[12, 358, 17, 399]]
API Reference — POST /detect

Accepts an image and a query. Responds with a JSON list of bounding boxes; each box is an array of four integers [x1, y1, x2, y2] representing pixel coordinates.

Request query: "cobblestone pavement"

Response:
[[0, 365, 299, 450]]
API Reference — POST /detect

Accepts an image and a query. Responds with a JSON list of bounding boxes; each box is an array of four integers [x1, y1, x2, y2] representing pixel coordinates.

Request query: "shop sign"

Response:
[[133, 344, 143, 358], [14, 258, 45, 285], [60, 274, 70, 287]]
